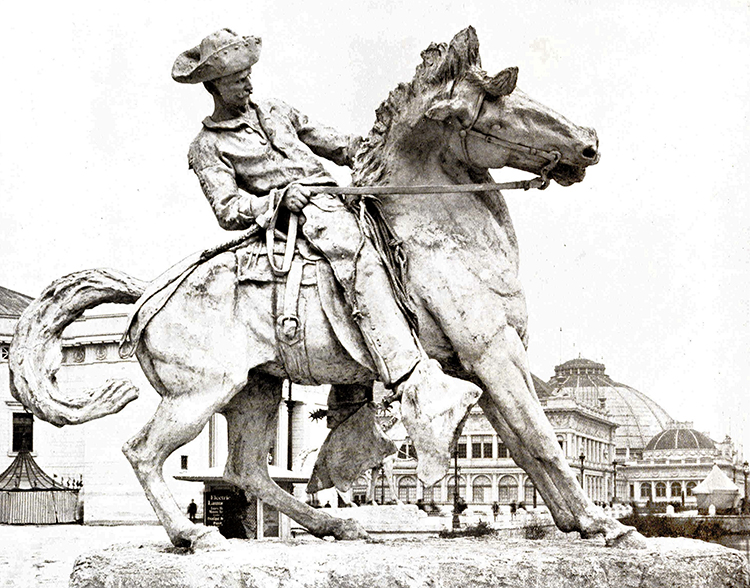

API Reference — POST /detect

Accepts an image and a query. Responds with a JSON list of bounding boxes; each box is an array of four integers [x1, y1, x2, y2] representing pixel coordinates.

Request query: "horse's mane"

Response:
[[352, 27, 486, 187]]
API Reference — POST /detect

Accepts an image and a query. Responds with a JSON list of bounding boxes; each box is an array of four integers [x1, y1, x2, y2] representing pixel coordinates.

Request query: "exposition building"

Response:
[[384, 358, 746, 511]]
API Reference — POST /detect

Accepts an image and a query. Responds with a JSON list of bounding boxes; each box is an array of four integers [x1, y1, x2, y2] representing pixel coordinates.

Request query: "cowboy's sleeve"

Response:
[[188, 138, 272, 230], [279, 100, 363, 168]]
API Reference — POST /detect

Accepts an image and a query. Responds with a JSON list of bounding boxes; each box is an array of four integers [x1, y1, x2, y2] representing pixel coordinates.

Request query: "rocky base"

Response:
[[69, 535, 749, 588], [325, 504, 446, 532]]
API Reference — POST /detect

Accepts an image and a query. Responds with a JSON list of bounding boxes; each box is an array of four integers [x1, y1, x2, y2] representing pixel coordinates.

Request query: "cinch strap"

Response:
[[277, 258, 304, 345]]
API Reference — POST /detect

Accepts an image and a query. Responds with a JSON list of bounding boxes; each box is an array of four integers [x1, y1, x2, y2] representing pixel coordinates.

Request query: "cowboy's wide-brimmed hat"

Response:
[[172, 29, 262, 84]]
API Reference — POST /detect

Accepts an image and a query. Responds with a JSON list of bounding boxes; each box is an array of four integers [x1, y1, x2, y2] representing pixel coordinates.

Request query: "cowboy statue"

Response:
[[172, 29, 482, 484], [11, 25, 646, 548]]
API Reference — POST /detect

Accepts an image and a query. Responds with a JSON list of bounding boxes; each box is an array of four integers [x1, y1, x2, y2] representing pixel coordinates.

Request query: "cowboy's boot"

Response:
[[302, 195, 482, 486], [307, 402, 398, 494]]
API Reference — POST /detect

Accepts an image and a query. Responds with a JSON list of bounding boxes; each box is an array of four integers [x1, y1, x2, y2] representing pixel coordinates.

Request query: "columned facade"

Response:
[[386, 365, 619, 509]]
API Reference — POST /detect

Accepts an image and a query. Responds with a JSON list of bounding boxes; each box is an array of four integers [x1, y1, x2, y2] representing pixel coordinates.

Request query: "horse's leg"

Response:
[[470, 325, 642, 545], [222, 371, 369, 540], [477, 393, 576, 531], [122, 353, 244, 548]]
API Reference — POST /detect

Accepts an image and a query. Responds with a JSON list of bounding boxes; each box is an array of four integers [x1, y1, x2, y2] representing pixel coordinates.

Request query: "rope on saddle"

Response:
[[350, 195, 420, 334]]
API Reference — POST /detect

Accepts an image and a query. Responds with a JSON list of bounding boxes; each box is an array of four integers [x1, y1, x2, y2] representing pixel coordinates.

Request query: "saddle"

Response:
[[118, 231, 376, 381]]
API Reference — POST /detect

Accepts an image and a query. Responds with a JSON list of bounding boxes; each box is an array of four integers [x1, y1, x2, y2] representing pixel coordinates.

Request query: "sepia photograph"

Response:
[[1, 0, 749, 585]]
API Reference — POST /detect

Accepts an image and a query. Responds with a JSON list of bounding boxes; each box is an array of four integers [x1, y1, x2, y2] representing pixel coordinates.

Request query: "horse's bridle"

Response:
[[455, 89, 562, 190]]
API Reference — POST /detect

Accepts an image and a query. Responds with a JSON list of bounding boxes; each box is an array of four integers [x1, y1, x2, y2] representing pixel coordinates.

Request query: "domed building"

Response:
[[547, 358, 673, 462], [545, 358, 745, 507], [385, 356, 745, 511], [5, 280, 746, 518], [624, 422, 742, 507], [389, 359, 623, 508]]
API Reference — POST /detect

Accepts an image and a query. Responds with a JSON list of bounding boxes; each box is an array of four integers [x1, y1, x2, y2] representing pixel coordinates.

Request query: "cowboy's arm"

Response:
[[281, 101, 363, 168], [189, 143, 273, 230]]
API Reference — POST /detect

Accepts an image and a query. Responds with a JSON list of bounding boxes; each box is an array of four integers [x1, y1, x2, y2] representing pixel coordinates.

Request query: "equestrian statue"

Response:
[[9, 27, 645, 549]]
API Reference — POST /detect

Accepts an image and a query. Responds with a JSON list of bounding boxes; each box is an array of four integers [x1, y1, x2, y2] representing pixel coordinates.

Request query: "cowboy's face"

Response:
[[214, 67, 253, 109]]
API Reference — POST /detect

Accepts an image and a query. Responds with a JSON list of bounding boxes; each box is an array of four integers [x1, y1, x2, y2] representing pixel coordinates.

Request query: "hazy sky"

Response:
[[2, 1, 749, 455]]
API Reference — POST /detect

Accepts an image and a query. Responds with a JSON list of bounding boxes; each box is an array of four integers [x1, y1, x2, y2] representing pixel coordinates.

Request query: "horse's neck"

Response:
[[386, 148, 470, 187], [378, 151, 518, 249]]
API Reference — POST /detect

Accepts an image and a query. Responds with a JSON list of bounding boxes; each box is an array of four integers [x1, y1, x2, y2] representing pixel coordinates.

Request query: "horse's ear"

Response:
[[486, 67, 518, 97], [425, 97, 471, 123], [449, 26, 481, 69]]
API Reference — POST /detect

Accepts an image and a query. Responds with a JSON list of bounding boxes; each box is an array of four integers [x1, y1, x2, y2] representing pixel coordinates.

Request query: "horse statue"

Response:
[[9, 27, 643, 549]]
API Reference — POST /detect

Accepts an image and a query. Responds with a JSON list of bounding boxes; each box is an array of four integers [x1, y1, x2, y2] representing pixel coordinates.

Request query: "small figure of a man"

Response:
[[172, 29, 481, 481], [491, 501, 499, 521], [187, 498, 198, 523]]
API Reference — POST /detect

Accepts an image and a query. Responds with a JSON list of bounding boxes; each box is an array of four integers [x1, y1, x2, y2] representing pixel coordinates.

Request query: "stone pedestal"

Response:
[[70, 535, 749, 588], [326, 504, 446, 533]]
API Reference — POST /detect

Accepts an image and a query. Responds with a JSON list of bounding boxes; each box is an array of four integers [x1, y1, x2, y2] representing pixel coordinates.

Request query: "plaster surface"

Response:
[[69, 535, 750, 588]]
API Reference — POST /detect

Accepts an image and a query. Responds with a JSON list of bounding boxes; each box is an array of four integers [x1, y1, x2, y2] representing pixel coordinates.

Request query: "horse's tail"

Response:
[[9, 269, 148, 427]]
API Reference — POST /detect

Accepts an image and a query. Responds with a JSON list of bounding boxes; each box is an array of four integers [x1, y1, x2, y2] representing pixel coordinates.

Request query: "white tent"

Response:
[[692, 464, 740, 511]]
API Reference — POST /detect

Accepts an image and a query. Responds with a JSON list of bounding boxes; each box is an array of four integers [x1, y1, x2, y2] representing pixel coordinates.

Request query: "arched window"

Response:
[[422, 483, 439, 503], [498, 475, 518, 504], [398, 476, 417, 503], [640, 483, 652, 499], [447, 475, 466, 500], [524, 478, 536, 505], [670, 482, 683, 499], [374, 474, 393, 504], [352, 476, 369, 505], [472, 475, 491, 503], [686, 481, 698, 496], [655, 482, 666, 498]]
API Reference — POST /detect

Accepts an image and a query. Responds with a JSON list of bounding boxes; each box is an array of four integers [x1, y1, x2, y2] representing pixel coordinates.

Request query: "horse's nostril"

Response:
[[582, 146, 598, 159]]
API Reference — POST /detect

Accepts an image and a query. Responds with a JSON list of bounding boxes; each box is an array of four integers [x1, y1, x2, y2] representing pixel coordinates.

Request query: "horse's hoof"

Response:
[[190, 525, 228, 551], [606, 526, 648, 549], [334, 518, 370, 541]]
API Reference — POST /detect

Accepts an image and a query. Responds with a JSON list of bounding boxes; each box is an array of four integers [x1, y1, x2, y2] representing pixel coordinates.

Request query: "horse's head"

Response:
[[354, 27, 599, 188], [423, 28, 599, 186]]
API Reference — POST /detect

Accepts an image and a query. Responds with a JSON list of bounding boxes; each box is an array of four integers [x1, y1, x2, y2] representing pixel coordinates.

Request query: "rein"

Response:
[[305, 177, 546, 196]]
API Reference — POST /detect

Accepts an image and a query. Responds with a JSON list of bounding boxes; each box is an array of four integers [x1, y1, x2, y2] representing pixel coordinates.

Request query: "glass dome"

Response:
[[645, 425, 715, 451], [547, 358, 673, 454]]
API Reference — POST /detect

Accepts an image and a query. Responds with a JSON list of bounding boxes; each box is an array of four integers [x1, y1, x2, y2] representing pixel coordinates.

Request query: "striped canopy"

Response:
[[0, 451, 69, 491], [0, 452, 79, 524]]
